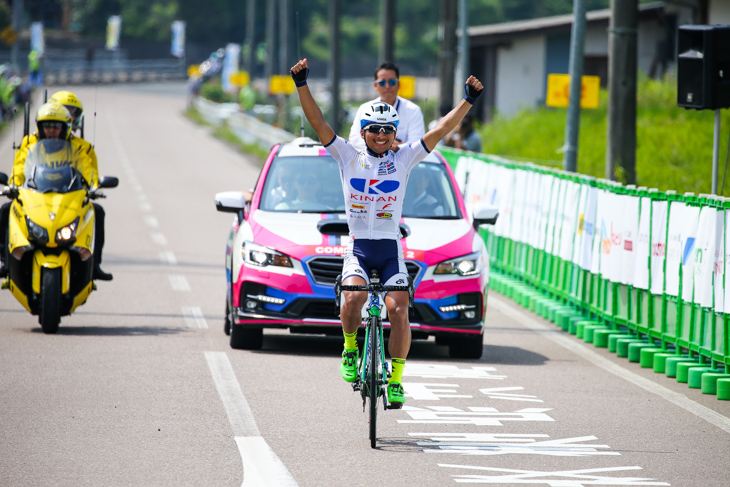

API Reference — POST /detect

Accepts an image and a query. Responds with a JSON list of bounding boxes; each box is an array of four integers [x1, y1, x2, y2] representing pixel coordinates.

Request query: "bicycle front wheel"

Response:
[[368, 319, 379, 448]]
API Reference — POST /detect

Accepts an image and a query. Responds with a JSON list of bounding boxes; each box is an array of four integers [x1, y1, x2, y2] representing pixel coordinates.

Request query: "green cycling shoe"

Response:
[[341, 348, 358, 382], [387, 382, 405, 407]]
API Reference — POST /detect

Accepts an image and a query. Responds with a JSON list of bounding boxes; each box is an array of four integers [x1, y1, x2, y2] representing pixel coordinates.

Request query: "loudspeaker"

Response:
[[677, 25, 730, 110]]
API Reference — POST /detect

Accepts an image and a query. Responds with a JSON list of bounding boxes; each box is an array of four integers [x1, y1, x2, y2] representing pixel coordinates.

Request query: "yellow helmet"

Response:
[[49, 90, 83, 131], [36, 102, 72, 140]]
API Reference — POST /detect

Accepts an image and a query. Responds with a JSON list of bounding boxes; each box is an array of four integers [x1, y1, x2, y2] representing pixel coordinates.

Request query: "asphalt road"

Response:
[[1, 83, 728, 487]]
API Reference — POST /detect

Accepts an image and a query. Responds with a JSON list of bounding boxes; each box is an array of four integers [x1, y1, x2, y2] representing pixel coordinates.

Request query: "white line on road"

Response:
[[205, 352, 298, 487], [160, 250, 178, 265], [151, 233, 168, 246], [490, 295, 730, 435], [143, 215, 159, 228], [169, 274, 191, 292], [182, 306, 208, 329]]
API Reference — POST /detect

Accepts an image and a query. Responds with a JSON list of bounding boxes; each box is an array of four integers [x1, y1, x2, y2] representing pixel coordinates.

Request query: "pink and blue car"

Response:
[[215, 137, 497, 358]]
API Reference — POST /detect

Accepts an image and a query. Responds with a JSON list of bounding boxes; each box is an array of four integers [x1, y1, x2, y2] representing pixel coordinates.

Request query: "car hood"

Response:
[[250, 210, 476, 265]]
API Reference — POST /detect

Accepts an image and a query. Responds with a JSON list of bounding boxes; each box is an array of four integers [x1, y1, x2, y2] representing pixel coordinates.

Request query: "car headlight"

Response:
[[55, 217, 79, 245], [25, 217, 49, 244], [434, 251, 482, 276], [242, 241, 293, 267]]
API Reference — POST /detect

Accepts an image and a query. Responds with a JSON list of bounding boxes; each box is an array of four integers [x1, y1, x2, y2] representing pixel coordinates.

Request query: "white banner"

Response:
[[222, 43, 241, 93], [581, 185, 597, 271], [171, 20, 186, 58], [596, 190, 611, 277], [524, 171, 540, 248], [695, 206, 717, 307], [650, 200, 668, 295], [680, 205, 700, 302], [545, 177, 562, 256], [665, 202, 686, 297], [537, 174, 554, 251], [633, 196, 652, 290], [512, 170, 528, 243], [571, 183, 588, 266], [621, 195, 640, 285], [559, 180, 580, 262], [30, 22, 44, 54], [106, 15, 122, 51]]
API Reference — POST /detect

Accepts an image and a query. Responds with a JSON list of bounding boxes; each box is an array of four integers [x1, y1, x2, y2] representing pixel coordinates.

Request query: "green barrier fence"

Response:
[[439, 146, 729, 399]]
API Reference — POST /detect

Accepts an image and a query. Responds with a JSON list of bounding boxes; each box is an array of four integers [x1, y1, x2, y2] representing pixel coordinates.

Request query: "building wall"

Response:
[[495, 35, 546, 116], [710, 0, 730, 23]]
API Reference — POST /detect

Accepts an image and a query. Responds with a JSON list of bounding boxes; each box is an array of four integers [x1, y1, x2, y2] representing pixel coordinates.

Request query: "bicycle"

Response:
[[334, 269, 414, 448]]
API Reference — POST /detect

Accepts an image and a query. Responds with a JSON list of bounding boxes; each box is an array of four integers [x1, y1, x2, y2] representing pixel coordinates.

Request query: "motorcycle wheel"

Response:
[[39, 268, 61, 334]]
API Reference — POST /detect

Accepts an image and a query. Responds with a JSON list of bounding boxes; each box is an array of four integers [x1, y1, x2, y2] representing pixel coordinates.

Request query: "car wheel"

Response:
[[230, 325, 263, 350], [448, 334, 484, 359], [224, 301, 231, 336]]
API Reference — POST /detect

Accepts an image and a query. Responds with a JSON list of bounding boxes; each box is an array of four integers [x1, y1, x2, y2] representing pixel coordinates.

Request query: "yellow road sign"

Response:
[[230, 71, 250, 87], [399, 75, 416, 99], [546, 74, 600, 109], [269, 75, 295, 95]]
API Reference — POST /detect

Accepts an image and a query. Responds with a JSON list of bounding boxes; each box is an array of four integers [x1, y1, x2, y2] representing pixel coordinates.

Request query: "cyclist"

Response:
[[49, 90, 112, 281], [0, 103, 101, 279], [347, 62, 425, 152], [291, 58, 482, 406]]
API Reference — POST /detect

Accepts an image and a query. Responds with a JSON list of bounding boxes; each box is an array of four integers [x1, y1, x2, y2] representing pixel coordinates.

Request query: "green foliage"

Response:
[[478, 76, 730, 196], [199, 79, 236, 103]]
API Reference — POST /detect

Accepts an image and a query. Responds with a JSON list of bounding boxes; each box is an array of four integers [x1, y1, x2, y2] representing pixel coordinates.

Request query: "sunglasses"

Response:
[[43, 122, 63, 129], [377, 78, 397, 87], [365, 124, 396, 134]]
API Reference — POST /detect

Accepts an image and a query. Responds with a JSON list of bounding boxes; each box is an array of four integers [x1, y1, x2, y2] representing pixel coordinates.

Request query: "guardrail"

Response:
[[193, 97, 295, 151], [438, 146, 730, 400]]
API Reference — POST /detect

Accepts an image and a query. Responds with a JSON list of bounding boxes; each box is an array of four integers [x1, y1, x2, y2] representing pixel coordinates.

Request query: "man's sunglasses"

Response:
[[365, 124, 396, 134], [377, 78, 397, 87], [43, 122, 63, 129]]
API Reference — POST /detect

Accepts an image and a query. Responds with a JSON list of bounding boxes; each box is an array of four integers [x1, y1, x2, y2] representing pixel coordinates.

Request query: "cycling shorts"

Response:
[[342, 239, 409, 287]]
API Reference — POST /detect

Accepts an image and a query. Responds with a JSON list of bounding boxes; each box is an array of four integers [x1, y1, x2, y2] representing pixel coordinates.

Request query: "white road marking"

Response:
[[160, 250, 177, 265], [479, 387, 543, 403], [491, 295, 730, 435], [439, 464, 670, 485], [404, 364, 506, 380], [403, 383, 473, 400], [151, 233, 168, 246], [169, 274, 190, 292], [398, 406, 554, 426], [143, 215, 159, 228], [205, 352, 298, 487], [139, 202, 152, 212], [182, 306, 208, 329]]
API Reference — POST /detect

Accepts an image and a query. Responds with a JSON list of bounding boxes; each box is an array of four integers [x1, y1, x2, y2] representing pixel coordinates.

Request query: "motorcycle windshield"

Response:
[[23, 139, 86, 193]]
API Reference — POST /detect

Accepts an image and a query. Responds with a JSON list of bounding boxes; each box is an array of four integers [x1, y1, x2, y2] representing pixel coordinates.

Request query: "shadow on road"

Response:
[[31, 325, 188, 336]]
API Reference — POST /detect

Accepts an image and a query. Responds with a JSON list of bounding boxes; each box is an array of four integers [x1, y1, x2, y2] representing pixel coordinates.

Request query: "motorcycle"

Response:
[[0, 139, 118, 333]]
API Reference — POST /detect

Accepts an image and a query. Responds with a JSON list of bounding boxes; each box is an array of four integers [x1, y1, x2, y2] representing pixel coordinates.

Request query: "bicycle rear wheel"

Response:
[[368, 319, 379, 448]]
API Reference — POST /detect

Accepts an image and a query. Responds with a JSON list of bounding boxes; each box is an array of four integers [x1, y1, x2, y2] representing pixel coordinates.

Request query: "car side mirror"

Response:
[[472, 203, 499, 229], [0, 172, 7, 186], [215, 191, 248, 223]]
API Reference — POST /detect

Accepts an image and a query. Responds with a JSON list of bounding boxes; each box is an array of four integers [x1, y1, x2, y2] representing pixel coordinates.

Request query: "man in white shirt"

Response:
[[348, 62, 425, 152]]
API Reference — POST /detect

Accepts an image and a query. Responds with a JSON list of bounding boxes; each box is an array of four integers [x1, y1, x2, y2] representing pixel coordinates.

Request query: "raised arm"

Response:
[[291, 59, 336, 145], [422, 76, 483, 152]]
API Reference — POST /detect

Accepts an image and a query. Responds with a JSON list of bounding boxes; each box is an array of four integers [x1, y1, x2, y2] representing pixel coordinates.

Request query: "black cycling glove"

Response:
[[291, 67, 309, 87], [464, 81, 482, 104]]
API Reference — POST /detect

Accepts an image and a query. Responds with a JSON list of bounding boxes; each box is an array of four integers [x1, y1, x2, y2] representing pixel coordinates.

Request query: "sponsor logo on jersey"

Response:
[[377, 212, 392, 218], [351, 203, 365, 209], [377, 161, 396, 175], [350, 178, 400, 195]]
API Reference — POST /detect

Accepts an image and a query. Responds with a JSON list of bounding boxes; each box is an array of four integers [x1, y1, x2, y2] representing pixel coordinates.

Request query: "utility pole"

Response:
[[11, 0, 23, 72], [279, 0, 290, 74], [439, 0, 457, 112], [562, 0, 587, 172], [329, 0, 341, 135], [380, 0, 395, 62], [453, 0, 469, 107], [606, 0, 637, 184], [244, 0, 256, 78], [264, 0, 276, 85]]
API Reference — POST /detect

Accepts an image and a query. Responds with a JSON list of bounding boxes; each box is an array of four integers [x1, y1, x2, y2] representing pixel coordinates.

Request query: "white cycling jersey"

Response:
[[324, 135, 430, 240]]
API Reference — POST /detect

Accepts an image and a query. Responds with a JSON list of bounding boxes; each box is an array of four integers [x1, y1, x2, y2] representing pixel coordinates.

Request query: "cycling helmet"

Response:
[[49, 90, 83, 131], [36, 102, 72, 140], [360, 101, 399, 129]]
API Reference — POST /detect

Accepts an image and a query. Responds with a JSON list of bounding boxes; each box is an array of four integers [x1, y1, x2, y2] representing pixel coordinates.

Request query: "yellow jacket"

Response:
[[12, 134, 99, 187]]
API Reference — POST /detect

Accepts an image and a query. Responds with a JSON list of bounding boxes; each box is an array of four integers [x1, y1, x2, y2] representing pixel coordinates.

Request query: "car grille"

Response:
[[307, 257, 422, 285]]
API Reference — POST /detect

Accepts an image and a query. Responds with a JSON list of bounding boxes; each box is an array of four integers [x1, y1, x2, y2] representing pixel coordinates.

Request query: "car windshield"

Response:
[[23, 139, 86, 194], [259, 155, 460, 218]]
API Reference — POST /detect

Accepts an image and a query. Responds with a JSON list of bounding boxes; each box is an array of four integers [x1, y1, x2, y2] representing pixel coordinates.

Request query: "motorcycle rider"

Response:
[[0, 102, 108, 279], [48, 90, 112, 281]]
